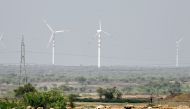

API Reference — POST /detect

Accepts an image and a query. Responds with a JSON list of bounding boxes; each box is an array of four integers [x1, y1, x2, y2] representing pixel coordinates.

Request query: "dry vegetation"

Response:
[[1, 66, 190, 109]]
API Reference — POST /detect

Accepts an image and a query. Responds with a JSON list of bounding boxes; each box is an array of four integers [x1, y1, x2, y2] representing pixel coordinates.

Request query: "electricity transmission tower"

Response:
[[19, 35, 27, 86]]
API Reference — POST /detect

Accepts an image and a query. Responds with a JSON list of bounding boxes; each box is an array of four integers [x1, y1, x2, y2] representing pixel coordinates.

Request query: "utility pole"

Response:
[[176, 38, 183, 67], [19, 35, 27, 86]]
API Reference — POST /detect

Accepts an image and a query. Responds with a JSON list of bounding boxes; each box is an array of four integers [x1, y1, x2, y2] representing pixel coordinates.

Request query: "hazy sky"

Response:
[[0, 0, 190, 66]]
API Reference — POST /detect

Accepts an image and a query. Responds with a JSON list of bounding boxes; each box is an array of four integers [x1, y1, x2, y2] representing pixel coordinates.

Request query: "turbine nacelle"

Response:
[[176, 37, 183, 48], [176, 37, 183, 44], [95, 21, 110, 37], [97, 30, 102, 33]]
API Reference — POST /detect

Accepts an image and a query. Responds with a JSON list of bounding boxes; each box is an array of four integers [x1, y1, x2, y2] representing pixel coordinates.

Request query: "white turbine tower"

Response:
[[176, 37, 183, 67], [44, 20, 67, 65], [95, 20, 110, 69]]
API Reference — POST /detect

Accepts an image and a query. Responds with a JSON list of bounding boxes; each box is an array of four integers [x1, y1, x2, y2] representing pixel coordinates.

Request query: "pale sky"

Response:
[[0, 0, 190, 66]]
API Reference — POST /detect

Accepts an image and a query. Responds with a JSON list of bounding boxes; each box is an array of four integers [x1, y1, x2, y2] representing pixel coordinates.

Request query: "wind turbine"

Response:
[[0, 33, 5, 48], [43, 20, 67, 65], [95, 20, 110, 69], [176, 37, 183, 67]]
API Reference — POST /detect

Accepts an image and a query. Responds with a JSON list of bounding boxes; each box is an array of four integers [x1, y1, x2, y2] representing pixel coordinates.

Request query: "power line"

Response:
[[2, 49, 190, 66]]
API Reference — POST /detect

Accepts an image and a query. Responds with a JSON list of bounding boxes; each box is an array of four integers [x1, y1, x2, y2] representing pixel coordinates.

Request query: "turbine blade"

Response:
[[0, 33, 4, 41], [47, 34, 54, 47], [56, 29, 70, 33], [102, 31, 111, 36], [43, 20, 54, 32], [49, 33, 54, 43], [176, 37, 183, 44], [55, 30, 64, 33], [178, 38, 183, 43], [46, 42, 51, 48]]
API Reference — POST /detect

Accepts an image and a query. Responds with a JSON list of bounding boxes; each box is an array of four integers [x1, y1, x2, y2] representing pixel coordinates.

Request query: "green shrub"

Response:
[[0, 99, 24, 109], [75, 98, 149, 103], [14, 83, 37, 98], [23, 90, 66, 109], [96, 87, 123, 100]]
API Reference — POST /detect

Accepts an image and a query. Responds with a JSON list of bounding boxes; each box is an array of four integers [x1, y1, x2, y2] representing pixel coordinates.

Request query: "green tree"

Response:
[[14, 83, 37, 98], [115, 90, 122, 99], [76, 76, 86, 85], [168, 81, 181, 96], [103, 88, 115, 100], [104, 87, 122, 100], [97, 87, 123, 100], [68, 94, 77, 108], [96, 87, 104, 99]]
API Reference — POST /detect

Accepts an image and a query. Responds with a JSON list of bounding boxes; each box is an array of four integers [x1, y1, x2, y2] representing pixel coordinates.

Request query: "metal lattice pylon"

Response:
[[19, 35, 27, 86]]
